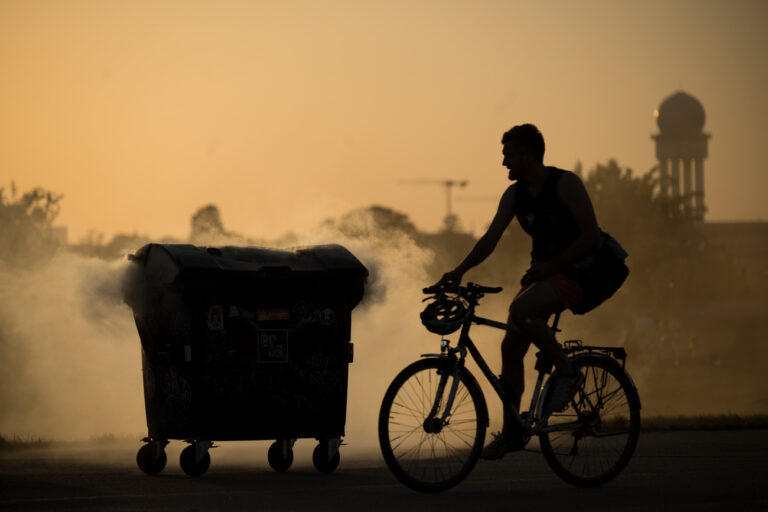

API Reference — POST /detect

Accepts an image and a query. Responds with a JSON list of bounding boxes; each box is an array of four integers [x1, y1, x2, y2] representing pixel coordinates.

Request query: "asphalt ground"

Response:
[[1, 429, 766, 511]]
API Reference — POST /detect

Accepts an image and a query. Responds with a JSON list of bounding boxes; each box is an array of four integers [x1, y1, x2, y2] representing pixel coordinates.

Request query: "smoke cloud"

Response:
[[2, 205, 767, 452], [0, 219, 444, 448], [0, 253, 143, 439]]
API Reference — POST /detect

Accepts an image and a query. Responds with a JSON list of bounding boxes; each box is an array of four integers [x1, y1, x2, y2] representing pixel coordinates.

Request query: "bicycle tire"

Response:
[[378, 358, 487, 492], [539, 354, 640, 487]]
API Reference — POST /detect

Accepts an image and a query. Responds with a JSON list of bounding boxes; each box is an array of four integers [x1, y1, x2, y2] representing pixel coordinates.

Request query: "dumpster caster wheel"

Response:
[[312, 442, 340, 474], [268, 440, 294, 472], [137, 443, 167, 476], [180, 444, 211, 477]]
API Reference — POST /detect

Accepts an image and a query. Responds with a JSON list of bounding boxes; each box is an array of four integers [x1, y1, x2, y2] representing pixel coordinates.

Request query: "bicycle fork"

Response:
[[423, 357, 463, 434]]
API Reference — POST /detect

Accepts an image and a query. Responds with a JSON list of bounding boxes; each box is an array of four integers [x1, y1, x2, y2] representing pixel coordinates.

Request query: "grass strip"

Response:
[[641, 414, 768, 431]]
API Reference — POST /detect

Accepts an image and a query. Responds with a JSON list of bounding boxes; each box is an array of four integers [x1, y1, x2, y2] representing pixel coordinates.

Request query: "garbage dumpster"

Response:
[[123, 243, 368, 477]]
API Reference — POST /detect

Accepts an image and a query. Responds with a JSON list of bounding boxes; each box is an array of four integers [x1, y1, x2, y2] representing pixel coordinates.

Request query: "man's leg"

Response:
[[509, 280, 585, 414], [483, 286, 558, 459], [499, 324, 530, 448], [484, 280, 581, 459], [508, 281, 573, 376], [500, 302, 554, 436], [500, 322, 529, 416]]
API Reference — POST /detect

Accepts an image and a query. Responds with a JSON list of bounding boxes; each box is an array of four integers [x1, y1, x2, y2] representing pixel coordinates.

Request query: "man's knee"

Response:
[[508, 302, 535, 331]]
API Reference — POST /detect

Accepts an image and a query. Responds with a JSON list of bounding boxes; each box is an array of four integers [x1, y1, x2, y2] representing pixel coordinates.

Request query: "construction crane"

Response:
[[399, 179, 469, 232]]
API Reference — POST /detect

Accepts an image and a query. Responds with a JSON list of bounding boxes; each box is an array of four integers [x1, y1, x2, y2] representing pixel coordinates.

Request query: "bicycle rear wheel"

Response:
[[378, 358, 487, 492], [539, 354, 640, 487]]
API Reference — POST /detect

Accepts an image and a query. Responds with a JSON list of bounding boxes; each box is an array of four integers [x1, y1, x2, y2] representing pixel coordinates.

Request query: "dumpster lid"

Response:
[[130, 243, 368, 287]]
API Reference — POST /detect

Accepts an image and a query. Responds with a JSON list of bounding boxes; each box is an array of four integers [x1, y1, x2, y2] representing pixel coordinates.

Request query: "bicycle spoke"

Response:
[[392, 399, 426, 420]]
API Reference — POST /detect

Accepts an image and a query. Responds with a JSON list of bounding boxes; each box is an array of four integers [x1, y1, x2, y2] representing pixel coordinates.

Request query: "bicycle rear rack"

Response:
[[563, 339, 627, 368]]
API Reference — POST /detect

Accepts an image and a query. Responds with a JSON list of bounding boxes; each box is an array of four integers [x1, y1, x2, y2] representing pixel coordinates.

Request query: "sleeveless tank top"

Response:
[[514, 167, 581, 264]]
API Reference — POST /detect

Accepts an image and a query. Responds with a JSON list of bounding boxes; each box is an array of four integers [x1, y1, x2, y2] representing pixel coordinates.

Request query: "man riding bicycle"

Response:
[[433, 124, 627, 459]]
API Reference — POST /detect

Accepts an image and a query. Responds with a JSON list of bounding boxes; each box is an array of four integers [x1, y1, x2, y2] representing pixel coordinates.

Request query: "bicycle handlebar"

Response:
[[473, 284, 503, 294], [422, 284, 451, 294], [422, 283, 503, 295]]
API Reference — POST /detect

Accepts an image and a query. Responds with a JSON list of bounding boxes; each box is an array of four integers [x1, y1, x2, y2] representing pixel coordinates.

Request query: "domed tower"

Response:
[[652, 91, 710, 220]]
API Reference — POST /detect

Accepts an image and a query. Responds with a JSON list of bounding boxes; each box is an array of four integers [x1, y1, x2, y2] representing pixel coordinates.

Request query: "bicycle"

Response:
[[378, 282, 641, 492]]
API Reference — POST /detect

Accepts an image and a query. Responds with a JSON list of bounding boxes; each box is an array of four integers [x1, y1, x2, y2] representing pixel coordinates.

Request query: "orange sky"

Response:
[[1, 0, 767, 242]]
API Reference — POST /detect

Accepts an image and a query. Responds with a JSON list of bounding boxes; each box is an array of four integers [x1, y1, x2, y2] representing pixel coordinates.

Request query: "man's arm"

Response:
[[525, 172, 601, 282], [436, 185, 516, 286]]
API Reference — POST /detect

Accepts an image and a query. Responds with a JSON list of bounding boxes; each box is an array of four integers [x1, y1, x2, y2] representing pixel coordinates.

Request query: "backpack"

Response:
[[569, 232, 629, 315]]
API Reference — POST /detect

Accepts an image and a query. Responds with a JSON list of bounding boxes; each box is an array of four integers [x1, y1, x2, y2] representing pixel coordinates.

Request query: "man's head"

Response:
[[501, 124, 545, 180]]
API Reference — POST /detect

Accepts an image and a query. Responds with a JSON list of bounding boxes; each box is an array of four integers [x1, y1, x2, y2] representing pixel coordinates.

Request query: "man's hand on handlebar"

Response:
[[431, 269, 464, 290]]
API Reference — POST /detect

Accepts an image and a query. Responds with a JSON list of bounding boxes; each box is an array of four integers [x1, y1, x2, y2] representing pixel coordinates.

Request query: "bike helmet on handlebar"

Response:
[[420, 294, 469, 335]]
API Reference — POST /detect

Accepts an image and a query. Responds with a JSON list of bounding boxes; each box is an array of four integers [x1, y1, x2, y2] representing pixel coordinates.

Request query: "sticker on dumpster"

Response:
[[320, 308, 335, 326], [208, 305, 224, 331], [257, 308, 291, 322], [292, 300, 318, 326], [258, 330, 288, 362]]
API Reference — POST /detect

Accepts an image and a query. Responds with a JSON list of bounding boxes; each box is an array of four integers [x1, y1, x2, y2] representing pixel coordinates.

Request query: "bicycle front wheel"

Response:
[[539, 354, 640, 487], [378, 358, 487, 492]]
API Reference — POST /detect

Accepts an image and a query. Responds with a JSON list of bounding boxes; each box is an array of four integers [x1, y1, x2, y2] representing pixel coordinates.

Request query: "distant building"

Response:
[[652, 91, 710, 221]]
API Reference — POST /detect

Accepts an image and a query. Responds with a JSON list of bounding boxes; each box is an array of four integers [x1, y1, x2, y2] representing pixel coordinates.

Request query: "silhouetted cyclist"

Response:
[[432, 124, 627, 459]]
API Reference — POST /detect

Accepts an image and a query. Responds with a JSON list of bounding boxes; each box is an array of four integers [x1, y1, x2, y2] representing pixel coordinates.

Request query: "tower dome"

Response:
[[656, 91, 706, 136]]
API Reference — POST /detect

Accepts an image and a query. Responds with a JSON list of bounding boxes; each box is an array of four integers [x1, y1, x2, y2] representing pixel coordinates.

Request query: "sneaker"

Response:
[[544, 371, 585, 414], [481, 432, 526, 460]]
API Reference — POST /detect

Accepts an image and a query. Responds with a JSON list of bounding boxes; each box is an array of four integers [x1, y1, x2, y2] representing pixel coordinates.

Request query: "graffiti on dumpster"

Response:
[[160, 368, 192, 409], [208, 331, 237, 362], [291, 300, 318, 328], [204, 370, 309, 410], [293, 393, 321, 413], [205, 371, 275, 402], [319, 308, 335, 326], [202, 361, 333, 415], [304, 350, 338, 392]]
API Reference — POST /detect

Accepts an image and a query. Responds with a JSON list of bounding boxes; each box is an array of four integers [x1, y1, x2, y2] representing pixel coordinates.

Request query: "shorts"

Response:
[[515, 272, 584, 309]]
